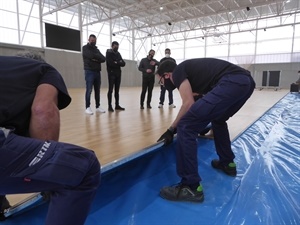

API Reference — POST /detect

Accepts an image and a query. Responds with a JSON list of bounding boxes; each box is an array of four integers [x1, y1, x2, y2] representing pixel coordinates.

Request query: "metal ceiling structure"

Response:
[[39, 0, 300, 40], [16, 0, 298, 60]]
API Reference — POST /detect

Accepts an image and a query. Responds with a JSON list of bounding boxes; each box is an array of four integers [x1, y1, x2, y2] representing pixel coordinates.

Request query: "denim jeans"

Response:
[[176, 74, 256, 185], [85, 70, 101, 108]]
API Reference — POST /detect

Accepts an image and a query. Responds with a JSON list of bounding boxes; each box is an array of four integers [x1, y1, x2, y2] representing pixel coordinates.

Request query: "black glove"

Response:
[[157, 127, 175, 146]]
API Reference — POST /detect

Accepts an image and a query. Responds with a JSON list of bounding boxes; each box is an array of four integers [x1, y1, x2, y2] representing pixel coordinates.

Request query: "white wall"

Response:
[[1, 43, 299, 89], [0, 43, 142, 89]]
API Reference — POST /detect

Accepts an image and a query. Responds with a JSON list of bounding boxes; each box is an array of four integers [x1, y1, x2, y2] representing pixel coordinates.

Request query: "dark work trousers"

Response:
[[85, 70, 101, 109], [176, 74, 255, 185], [140, 74, 155, 106], [159, 85, 174, 105], [107, 71, 121, 107], [0, 129, 101, 225]]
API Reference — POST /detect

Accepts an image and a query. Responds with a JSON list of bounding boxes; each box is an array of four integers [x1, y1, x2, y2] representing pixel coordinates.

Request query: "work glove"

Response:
[[157, 127, 176, 146]]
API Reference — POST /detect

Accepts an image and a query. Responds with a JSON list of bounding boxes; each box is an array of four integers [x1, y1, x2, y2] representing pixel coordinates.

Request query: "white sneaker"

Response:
[[158, 104, 163, 108], [169, 104, 176, 108], [85, 107, 93, 115], [96, 107, 106, 113]]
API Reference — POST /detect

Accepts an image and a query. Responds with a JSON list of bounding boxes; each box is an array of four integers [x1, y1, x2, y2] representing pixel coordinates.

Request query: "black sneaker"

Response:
[[147, 104, 152, 109], [115, 105, 125, 110], [108, 106, 114, 112], [160, 184, 204, 203], [211, 159, 237, 176]]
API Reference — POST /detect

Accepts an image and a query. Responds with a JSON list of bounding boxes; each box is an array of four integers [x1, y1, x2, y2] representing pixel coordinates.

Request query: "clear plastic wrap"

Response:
[[5, 93, 299, 225]]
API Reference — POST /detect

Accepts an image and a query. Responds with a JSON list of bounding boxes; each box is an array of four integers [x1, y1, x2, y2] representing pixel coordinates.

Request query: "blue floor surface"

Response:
[[2, 93, 300, 225]]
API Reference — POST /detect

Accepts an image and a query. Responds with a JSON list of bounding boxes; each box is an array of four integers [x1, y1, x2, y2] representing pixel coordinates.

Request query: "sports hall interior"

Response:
[[0, 0, 299, 224]]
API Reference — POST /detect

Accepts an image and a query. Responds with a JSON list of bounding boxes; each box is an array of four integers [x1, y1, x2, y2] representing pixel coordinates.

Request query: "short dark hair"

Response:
[[165, 48, 170, 52], [112, 41, 119, 47], [89, 34, 96, 39], [156, 60, 177, 76], [16, 50, 45, 62]]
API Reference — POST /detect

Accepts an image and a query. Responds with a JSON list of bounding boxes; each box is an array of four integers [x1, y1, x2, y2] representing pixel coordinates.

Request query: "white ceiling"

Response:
[[40, 0, 300, 41]]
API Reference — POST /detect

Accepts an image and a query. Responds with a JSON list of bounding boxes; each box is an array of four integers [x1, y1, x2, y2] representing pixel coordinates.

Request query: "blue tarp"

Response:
[[3, 93, 300, 225]]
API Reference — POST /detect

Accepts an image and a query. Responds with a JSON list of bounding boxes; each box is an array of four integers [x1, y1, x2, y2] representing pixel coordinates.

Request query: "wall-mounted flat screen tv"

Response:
[[45, 23, 81, 52]]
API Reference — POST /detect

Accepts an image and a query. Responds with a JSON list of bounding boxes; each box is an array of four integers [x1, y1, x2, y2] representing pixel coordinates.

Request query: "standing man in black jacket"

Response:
[[158, 48, 177, 109], [106, 41, 126, 112], [138, 49, 159, 109], [82, 34, 106, 115]]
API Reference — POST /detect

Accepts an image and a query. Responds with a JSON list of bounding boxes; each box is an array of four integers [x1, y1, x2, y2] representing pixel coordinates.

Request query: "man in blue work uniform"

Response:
[[156, 58, 255, 202], [0, 53, 100, 225]]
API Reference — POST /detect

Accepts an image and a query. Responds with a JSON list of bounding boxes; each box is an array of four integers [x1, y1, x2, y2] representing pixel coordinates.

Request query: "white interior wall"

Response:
[[1, 43, 299, 89]]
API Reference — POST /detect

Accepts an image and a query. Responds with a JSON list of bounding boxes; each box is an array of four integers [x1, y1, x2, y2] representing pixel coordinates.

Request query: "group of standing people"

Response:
[[83, 34, 178, 113], [138, 48, 177, 109], [82, 34, 126, 114]]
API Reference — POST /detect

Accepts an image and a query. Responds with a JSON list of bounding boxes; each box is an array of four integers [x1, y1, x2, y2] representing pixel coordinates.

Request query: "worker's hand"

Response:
[[157, 127, 176, 146]]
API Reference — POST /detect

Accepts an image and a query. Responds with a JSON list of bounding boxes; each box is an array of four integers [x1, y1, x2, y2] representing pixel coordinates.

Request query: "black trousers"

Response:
[[159, 85, 174, 105], [140, 74, 155, 106], [107, 71, 122, 106]]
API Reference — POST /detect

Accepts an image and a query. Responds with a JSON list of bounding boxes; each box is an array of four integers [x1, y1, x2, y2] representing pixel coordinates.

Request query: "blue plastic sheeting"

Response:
[[2, 93, 300, 225]]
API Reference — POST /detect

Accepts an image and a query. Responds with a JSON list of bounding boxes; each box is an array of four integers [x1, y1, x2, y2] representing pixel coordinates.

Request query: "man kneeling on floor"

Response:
[[0, 52, 100, 225], [156, 58, 255, 202]]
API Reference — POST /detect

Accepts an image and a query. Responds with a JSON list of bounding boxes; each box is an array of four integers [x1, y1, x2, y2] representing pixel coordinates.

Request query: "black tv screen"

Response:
[[45, 23, 81, 51]]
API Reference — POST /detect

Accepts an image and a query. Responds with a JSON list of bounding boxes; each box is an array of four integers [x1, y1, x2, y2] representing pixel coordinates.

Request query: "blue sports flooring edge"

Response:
[[2, 93, 300, 225]]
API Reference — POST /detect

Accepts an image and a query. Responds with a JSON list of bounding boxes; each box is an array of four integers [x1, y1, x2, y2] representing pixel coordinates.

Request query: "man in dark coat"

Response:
[[106, 41, 126, 112]]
